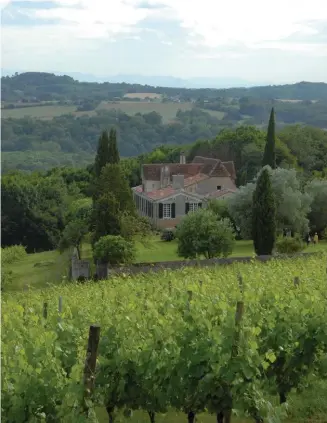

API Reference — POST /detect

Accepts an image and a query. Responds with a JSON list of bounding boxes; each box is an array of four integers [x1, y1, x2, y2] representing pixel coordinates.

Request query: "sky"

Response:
[[1, 0, 327, 84]]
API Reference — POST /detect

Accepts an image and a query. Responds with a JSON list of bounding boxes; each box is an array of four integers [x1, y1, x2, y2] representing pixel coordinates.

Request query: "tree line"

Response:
[[2, 72, 327, 103], [2, 115, 327, 255], [2, 108, 327, 174]]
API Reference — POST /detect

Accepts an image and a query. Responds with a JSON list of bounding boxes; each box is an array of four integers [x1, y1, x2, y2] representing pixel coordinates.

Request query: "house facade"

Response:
[[132, 153, 237, 229]]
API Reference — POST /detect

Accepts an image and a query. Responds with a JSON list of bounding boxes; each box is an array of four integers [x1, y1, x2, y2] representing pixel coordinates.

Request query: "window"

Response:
[[189, 203, 199, 213], [159, 203, 175, 219], [163, 203, 171, 219], [217, 185, 222, 190]]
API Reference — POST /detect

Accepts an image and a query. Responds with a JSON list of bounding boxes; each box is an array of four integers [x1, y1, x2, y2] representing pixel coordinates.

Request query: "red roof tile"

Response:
[[210, 162, 231, 177], [184, 173, 208, 186], [222, 161, 236, 179], [206, 188, 236, 199], [133, 185, 143, 192], [146, 186, 177, 200]]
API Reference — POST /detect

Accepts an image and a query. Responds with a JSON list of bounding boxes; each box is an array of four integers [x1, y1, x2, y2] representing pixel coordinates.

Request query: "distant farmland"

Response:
[[123, 92, 162, 99], [97, 101, 194, 122], [1, 101, 194, 122], [1, 105, 78, 119]]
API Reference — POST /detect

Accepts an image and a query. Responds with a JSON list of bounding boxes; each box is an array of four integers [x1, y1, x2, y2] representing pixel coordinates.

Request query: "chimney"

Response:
[[160, 165, 170, 188], [172, 174, 184, 189], [180, 151, 186, 164]]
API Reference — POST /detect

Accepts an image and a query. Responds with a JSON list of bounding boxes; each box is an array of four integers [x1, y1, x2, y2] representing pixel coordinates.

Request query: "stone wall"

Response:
[[98, 252, 321, 278], [71, 258, 91, 280], [70, 251, 321, 281]]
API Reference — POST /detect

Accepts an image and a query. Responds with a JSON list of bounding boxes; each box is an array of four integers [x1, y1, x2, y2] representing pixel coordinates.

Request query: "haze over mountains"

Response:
[[1, 69, 269, 88]]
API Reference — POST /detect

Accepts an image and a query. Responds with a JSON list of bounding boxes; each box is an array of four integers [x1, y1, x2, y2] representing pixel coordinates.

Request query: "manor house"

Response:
[[132, 152, 237, 229]]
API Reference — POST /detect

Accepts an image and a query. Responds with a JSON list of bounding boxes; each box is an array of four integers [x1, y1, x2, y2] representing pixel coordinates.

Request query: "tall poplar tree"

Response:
[[108, 128, 120, 164], [252, 167, 276, 255], [262, 107, 276, 169]]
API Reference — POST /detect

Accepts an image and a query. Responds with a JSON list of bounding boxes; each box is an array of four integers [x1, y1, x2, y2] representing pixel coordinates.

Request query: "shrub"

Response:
[[1, 268, 14, 292], [176, 209, 235, 259], [275, 236, 305, 254], [1, 245, 27, 265], [161, 228, 175, 242], [93, 235, 135, 266]]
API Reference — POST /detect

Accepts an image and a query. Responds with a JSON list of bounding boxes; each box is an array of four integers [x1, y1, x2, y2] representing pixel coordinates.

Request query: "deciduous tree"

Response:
[[176, 209, 235, 259], [228, 168, 312, 239]]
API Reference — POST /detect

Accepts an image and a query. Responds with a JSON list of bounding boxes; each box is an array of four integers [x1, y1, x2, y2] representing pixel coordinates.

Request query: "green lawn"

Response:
[[5, 238, 327, 292]]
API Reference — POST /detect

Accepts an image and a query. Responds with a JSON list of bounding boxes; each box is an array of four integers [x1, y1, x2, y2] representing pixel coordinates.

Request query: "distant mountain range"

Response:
[[1, 68, 268, 89]]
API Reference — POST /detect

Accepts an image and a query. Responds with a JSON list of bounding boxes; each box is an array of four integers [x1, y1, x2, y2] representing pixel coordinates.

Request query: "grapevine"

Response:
[[2, 253, 327, 422]]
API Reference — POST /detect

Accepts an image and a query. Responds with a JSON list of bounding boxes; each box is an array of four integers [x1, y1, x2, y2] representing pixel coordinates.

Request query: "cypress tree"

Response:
[[108, 128, 120, 164], [262, 107, 276, 169], [94, 130, 110, 179], [92, 192, 121, 244], [252, 168, 276, 255], [92, 163, 136, 244]]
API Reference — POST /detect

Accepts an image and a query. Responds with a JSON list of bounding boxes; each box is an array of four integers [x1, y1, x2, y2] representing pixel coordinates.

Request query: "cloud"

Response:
[[1, 0, 327, 82]]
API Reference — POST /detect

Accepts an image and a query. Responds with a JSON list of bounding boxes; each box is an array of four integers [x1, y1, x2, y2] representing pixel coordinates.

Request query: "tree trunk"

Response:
[[279, 392, 287, 404], [187, 411, 195, 423], [106, 406, 114, 423], [217, 411, 224, 423], [224, 409, 232, 423], [76, 244, 81, 260], [148, 411, 155, 423]]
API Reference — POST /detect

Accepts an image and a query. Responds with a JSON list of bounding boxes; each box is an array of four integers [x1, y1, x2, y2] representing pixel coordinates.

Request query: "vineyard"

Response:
[[2, 254, 327, 423]]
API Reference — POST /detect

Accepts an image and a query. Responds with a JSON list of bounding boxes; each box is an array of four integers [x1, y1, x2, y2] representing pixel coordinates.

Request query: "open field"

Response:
[[3, 253, 327, 422], [200, 109, 225, 119], [97, 101, 194, 122], [5, 237, 327, 292], [123, 92, 162, 99], [1, 101, 194, 122], [1, 104, 77, 119]]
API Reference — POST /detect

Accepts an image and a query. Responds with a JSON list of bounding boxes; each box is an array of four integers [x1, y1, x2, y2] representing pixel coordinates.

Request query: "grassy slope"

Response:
[[6, 238, 327, 292]]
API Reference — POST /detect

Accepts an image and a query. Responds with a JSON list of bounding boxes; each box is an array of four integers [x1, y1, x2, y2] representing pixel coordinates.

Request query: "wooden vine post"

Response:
[[232, 300, 244, 358], [187, 290, 193, 311], [83, 325, 101, 415], [58, 296, 63, 322], [223, 301, 245, 423], [43, 302, 48, 319], [294, 276, 300, 287]]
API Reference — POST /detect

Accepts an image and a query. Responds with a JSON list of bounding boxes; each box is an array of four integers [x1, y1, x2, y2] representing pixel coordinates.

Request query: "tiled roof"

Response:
[[133, 185, 143, 192], [184, 173, 208, 186], [192, 156, 233, 178], [146, 186, 178, 200], [210, 162, 231, 177], [142, 157, 236, 182], [222, 161, 236, 180], [192, 156, 220, 167], [205, 188, 237, 199], [142, 163, 202, 181]]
